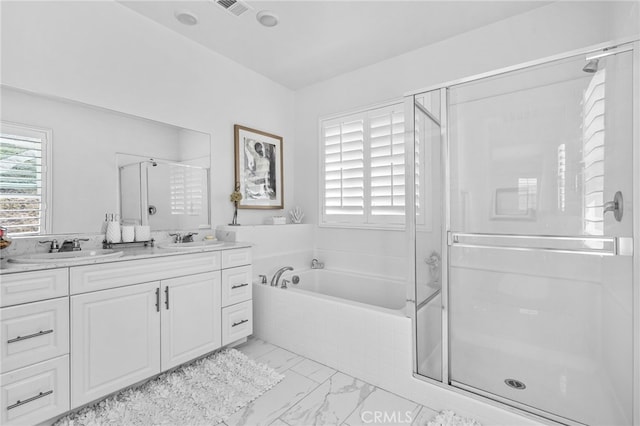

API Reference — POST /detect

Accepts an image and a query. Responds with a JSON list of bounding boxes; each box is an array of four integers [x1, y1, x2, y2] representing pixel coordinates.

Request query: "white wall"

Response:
[[294, 1, 639, 280], [0, 0, 296, 229]]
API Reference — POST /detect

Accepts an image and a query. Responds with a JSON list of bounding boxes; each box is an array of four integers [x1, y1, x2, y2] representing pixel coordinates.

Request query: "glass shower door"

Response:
[[447, 49, 634, 425], [414, 89, 444, 381]]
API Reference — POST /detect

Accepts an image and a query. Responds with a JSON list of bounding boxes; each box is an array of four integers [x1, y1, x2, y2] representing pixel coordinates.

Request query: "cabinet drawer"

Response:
[[222, 300, 253, 346], [0, 269, 68, 308], [70, 251, 221, 294], [1, 298, 69, 374], [221, 248, 252, 269], [221, 266, 252, 307], [1, 355, 70, 426]]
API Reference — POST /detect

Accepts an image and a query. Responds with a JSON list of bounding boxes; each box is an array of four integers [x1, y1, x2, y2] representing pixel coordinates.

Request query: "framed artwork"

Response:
[[234, 124, 283, 209]]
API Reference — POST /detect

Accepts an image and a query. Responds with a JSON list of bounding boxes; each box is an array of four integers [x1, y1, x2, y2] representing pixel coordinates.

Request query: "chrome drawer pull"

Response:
[[232, 319, 248, 327], [7, 329, 54, 344], [7, 390, 53, 410], [231, 283, 249, 289]]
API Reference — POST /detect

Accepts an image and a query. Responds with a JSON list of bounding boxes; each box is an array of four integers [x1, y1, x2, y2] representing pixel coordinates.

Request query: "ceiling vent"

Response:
[[214, 0, 251, 17]]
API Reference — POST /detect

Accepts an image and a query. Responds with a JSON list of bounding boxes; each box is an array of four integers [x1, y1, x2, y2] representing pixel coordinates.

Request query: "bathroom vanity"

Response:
[[0, 243, 252, 425]]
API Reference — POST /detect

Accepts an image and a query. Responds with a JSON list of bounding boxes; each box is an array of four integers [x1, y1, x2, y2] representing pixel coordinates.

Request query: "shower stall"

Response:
[[407, 40, 639, 425]]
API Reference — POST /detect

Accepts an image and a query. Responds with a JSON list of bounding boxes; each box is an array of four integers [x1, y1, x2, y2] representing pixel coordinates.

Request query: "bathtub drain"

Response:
[[504, 379, 526, 390]]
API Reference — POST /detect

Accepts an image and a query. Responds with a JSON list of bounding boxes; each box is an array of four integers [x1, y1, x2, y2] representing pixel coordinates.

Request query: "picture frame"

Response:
[[234, 124, 284, 209]]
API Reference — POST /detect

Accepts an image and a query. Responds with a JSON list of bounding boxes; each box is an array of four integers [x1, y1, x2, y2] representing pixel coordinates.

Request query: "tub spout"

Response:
[[271, 266, 293, 287]]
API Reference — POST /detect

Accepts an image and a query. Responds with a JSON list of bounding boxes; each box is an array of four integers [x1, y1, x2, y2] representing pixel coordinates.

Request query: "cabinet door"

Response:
[[71, 282, 160, 408], [161, 272, 221, 371]]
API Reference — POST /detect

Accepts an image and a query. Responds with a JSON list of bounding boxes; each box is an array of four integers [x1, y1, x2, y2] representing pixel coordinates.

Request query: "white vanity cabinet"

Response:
[[69, 254, 223, 408], [221, 248, 253, 346], [0, 269, 70, 426], [1, 243, 253, 424]]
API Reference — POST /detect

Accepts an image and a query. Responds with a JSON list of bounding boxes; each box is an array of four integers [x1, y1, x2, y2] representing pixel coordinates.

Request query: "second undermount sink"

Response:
[[9, 249, 124, 264], [158, 240, 225, 250]]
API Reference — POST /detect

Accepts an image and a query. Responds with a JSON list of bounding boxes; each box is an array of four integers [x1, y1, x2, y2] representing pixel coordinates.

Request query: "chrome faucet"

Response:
[[169, 232, 198, 243], [39, 239, 60, 253], [271, 266, 293, 287], [311, 258, 324, 269], [60, 238, 89, 252]]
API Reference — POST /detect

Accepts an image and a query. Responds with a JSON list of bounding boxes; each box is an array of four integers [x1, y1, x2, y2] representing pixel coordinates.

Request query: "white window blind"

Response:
[[323, 115, 365, 218], [321, 103, 405, 227], [0, 123, 50, 235], [170, 164, 205, 216]]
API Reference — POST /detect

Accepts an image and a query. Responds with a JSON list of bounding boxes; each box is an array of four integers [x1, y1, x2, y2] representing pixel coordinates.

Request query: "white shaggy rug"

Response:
[[55, 349, 283, 425], [428, 410, 483, 426]]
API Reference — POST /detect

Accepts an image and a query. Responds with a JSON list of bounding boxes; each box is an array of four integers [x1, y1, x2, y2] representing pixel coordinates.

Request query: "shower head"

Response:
[[582, 58, 599, 73]]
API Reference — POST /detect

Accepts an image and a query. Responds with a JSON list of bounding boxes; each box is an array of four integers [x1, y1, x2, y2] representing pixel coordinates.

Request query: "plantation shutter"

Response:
[[368, 105, 405, 222], [0, 124, 48, 235], [322, 115, 365, 220], [321, 102, 406, 227], [170, 165, 205, 216]]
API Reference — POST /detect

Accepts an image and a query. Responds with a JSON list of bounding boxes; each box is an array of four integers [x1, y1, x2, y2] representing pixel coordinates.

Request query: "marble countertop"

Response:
[[0, 241, 252, 274]]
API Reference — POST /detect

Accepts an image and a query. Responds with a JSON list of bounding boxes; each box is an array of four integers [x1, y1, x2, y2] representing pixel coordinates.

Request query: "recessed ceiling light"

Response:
[[175, 10, 199, 26], [256, 10, 278, 27]]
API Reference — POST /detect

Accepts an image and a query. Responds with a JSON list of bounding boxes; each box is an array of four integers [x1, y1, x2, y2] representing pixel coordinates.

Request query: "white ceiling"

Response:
[[118, 1, 551, 90]]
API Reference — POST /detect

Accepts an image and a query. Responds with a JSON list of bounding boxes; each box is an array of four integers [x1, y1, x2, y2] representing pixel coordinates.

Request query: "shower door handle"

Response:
[[603, 191, 623, 222], [448, 232, 632, 256]]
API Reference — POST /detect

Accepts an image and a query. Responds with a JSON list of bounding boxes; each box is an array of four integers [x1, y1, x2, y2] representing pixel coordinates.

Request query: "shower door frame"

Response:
[[405, 36, 640, 426]]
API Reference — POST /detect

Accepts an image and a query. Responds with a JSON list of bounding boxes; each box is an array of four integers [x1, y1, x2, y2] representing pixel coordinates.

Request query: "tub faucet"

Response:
[[311, 258, 324, 269], [271, 266, 293, 287]]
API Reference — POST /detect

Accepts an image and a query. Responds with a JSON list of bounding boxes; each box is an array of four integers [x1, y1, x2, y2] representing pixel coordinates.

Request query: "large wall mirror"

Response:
[[0, 86, 211, 236]]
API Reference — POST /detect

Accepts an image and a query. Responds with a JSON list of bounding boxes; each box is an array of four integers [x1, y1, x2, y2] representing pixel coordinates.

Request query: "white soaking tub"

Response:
[[253, 268, 412, 391]]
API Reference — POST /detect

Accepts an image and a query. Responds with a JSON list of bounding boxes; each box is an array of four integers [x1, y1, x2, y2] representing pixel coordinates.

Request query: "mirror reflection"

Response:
[[0, 86, 211, 235], [118, 155, 210, 230]]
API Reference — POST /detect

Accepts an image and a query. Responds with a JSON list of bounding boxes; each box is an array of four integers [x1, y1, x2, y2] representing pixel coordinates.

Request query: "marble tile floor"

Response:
[[226, 337, 439, 426]]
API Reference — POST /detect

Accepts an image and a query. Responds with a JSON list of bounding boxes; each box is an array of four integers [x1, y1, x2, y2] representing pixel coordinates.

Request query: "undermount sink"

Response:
[[9, 249, 124, 264], [158, 240, 225, 250]]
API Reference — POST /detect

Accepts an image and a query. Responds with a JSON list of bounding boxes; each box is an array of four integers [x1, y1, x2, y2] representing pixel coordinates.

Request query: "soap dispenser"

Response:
[[106, 214, 121, 244]]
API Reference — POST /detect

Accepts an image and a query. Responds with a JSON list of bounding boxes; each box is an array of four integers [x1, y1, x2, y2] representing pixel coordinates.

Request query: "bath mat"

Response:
[[55, 348, 283, 426], [428, 410, 482, 426]]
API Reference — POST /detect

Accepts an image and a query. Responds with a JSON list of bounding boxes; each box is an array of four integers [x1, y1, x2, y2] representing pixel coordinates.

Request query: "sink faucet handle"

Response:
[[71, 238, 89, 250], [39, 239, 60, 253], [258, 274, 267, 285], [169, 233, 183, 243]]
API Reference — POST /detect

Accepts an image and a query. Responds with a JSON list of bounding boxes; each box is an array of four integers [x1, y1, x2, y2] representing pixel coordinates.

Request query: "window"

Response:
[[321, 102, 405, 227], [169, 164, 206, 216], [0, 122, 51, 235]]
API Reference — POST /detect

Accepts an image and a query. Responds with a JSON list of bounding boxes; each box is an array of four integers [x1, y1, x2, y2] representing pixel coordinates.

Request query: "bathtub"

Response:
[[252, 268, 413, 391], [282, 269, 406, 312]]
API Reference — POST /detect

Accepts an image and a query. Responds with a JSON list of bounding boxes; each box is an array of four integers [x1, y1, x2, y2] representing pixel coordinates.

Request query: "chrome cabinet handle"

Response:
[[8, 329, 53, 344], [155, 288, 160, 312], [231, 283, 249, 289], [232, 319, 248, 327], [7, 390, 53, 410], [164, 286, 169, 310]]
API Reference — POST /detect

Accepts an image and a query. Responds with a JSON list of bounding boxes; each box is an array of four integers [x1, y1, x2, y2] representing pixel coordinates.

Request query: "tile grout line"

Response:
[[276, 370, 340, 424]]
